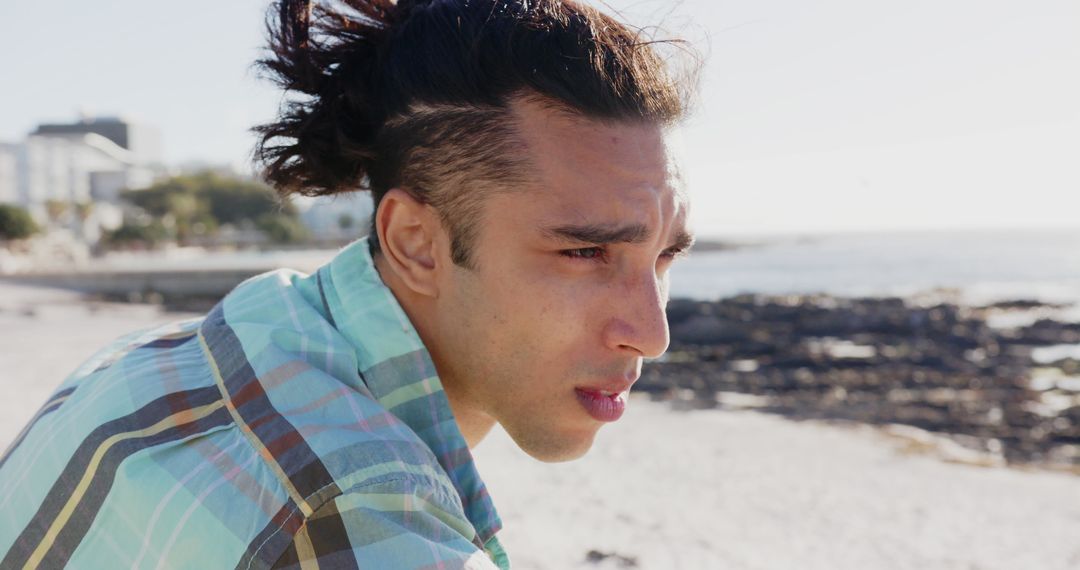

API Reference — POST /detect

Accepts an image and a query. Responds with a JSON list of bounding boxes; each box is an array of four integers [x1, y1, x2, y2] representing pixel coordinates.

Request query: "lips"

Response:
[[574, 385, 630, 422], [577, 377, 636, 396]]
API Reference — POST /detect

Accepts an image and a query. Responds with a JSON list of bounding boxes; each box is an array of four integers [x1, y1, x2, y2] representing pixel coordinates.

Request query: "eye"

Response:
[[659, 246, 689, 262], [560, 247, 608, 262]]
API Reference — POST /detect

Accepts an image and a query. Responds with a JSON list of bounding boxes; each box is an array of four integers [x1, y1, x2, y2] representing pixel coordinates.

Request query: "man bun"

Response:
[[254, 0, 397, 197], [252, 0, 695, 265]]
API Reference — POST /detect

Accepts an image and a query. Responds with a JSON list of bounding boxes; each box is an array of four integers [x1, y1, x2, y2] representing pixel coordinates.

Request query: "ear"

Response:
[[375, 188, 443, 298]]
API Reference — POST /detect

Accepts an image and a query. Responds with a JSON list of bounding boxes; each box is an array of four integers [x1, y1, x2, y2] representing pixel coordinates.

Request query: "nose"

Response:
[[603, 270, 671, 359]]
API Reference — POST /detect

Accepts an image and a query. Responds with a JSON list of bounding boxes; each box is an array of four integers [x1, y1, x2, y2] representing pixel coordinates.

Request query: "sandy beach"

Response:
[[2, 282, 1079, 569]]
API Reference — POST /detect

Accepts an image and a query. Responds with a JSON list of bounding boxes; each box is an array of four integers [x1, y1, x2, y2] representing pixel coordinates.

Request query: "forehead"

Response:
[[507, 98, 689, 228]]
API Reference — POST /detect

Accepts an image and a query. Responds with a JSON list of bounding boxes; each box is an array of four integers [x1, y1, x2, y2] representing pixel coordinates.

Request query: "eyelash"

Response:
[[663, 247, 689, 261], [559, 247, 688, 263], [560, 247, 609, 262]]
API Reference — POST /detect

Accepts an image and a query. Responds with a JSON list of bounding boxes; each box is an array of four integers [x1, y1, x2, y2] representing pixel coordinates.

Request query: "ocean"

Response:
[[669, 229, 1080, 304], [61, 228, 1080, 308]]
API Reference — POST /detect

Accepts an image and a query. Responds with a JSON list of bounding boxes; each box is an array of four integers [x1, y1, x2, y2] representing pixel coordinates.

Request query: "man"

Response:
[[0, 0, 695, 567]]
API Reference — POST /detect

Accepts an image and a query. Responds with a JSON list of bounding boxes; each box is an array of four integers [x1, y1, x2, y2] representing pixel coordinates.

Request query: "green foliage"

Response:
[[0, 204, 40, 241], [74, 201, 94, 221], [203, 183, 294, 225], [119, 172, 302, 245], [44, 199, 69, 223], [103, 220, 168, 247], [256, 213, 310, 244]]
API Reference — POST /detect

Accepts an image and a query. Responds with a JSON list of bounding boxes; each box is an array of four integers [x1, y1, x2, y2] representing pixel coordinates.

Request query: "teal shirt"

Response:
[[0, 239, 508, 569]]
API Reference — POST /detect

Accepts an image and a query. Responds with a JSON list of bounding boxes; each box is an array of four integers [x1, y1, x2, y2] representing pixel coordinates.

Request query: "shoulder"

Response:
[[263, 474, 500, 570], [60, 315, 206, 387], [192, 270, 484, 565]]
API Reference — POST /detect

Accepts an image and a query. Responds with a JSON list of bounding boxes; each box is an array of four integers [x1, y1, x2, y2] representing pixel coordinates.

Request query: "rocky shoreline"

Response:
[[4, 280, 1078, 569], [642, 294, 1080, 470], [14, 271, 1080, 471]]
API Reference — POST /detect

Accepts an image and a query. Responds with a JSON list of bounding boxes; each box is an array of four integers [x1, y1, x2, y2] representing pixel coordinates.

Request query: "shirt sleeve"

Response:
[[269, 477, 501, 570]]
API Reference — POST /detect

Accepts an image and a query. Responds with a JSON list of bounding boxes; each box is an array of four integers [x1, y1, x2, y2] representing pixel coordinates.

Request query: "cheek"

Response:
[[469, 257, 613, 365], [483, 280, 594, 365], [524, 282, 608, 360]]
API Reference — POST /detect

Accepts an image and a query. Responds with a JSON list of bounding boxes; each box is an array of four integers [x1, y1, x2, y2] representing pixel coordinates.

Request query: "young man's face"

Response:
[[434, 100, 692, 462]]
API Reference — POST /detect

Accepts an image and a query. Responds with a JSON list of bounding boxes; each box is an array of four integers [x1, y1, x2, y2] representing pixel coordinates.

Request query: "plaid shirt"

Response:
[[0, 239, 508, 569]]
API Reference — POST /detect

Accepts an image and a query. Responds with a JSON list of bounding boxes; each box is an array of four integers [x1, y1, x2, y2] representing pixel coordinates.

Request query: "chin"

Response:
[[511, 425, 599, 463]]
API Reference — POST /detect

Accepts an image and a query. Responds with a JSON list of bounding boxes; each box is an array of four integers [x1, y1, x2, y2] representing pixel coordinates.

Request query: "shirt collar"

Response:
[[319, 238, 502, 545]]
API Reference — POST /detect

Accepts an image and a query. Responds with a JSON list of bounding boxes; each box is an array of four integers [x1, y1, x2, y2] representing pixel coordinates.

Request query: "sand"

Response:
[[1, 282, 1078, 569], [476, 405, 1080, 570]]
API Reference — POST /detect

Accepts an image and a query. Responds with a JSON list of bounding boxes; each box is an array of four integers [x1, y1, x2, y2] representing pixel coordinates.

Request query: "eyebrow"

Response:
[[542, 222, 696, 250], [543, 222, 650, 245], [669, 230, 696, 252]]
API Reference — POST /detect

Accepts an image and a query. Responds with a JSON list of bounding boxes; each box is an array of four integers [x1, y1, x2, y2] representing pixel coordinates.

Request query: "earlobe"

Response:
[[375, 188, 441, 298]]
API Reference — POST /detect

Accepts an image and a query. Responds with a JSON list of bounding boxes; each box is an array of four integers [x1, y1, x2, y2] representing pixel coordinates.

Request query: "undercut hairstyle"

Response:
[[254, 0, 695, 267]]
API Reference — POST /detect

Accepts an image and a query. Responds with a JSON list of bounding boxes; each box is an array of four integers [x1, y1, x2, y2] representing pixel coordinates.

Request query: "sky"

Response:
[[1, 0, 1077, 237]]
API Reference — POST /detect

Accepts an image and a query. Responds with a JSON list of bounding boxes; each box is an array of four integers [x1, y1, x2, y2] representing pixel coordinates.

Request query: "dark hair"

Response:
[[254, 0, 694, 266]]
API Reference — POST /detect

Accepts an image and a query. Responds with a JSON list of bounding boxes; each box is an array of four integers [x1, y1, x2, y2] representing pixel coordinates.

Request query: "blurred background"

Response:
[[1, 1, 1078, 568]]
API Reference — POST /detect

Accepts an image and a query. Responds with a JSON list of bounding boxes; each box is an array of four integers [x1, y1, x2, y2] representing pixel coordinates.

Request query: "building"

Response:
[[18, 133, 157, 206], [32, 116, 162, 166], [1, 116, 164, 243]]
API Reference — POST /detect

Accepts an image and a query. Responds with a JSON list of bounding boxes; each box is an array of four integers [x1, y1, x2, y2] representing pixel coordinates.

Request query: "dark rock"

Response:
[[982, 299, 1067, 310], [647, 294, 1080, 469], [584, 550, 639, 567]]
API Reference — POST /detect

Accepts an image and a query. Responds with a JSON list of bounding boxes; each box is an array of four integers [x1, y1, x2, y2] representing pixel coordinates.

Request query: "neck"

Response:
[[372, 252, 497, 449]]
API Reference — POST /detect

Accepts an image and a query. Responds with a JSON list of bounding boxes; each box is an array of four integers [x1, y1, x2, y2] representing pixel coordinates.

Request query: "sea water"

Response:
[[669, 228, 1080, 304]]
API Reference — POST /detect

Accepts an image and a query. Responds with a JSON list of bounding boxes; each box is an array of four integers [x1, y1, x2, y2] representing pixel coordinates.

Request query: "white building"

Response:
[[2, 116, 164, 243], [18, 133, 155, 206], [32, 116, 162, 167]]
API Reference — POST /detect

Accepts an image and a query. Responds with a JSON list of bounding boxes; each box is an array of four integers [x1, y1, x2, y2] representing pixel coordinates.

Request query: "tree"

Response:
[[202, 179, 292, 225], [256, 213, 310, 244], [44, 199, 69, 225], [119, 172, 303, 245], [103, 220, 168, 247], [74, 201, 94, 222], [0, 204, 40, 241]]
